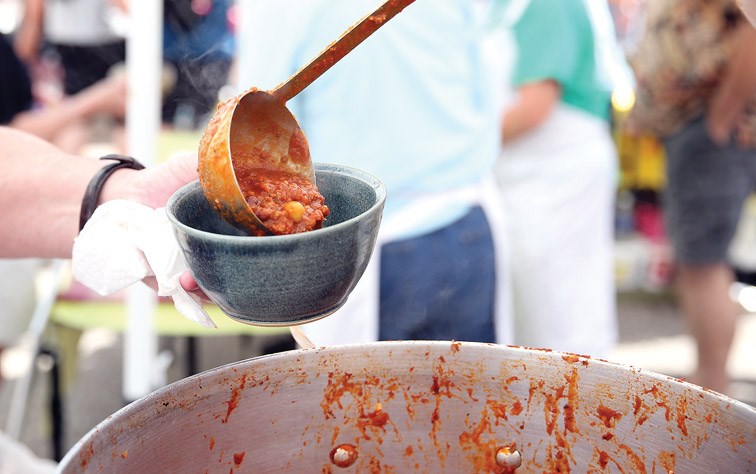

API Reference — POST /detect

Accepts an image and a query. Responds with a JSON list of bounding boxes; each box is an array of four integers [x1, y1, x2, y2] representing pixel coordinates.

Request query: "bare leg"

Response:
[[675, 263, 739, 394]]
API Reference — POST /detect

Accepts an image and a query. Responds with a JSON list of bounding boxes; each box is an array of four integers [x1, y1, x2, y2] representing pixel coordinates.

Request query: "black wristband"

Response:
[[79, 154, 145, 231]]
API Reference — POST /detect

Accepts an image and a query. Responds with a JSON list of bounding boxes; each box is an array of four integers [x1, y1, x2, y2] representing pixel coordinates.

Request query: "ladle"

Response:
[[199, 0, 416, 236]]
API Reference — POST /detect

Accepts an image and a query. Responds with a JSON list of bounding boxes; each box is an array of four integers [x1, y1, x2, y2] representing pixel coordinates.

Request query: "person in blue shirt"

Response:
[[162, 0, 235, 128], [236, 0, 507, 345]]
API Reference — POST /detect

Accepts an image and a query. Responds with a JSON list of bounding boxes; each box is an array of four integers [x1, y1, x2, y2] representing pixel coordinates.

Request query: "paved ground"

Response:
[[0, 291, 754, 465]]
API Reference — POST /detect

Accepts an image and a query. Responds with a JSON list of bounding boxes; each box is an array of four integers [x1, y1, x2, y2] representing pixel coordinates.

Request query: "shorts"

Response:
[[378, 206, 496, 343], [52, 41, 126, 95], [663, 116, 756, 264]]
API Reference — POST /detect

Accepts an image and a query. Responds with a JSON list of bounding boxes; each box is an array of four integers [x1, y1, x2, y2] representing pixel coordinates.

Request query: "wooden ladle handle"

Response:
[[272, 0, 417, 103]]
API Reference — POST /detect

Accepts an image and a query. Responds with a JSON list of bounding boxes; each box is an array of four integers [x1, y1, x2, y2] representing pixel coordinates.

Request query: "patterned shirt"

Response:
[[629, 0, 756, 145]]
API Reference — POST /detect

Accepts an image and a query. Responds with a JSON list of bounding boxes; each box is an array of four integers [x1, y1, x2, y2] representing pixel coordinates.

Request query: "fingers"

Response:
[[128, 151, 198, 208], [143, 273, 212, 304], [180, 271, 199, 291], [180, 271, 213, 303], [142, 272, 212, 304], [166, 151, 199, 185]]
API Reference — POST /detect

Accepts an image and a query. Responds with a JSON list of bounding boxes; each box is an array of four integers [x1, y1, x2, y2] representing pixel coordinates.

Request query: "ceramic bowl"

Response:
[[166, 163, 386, 326]]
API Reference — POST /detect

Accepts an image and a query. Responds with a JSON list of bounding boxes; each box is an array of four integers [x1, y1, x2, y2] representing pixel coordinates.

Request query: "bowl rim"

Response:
[[166, 162, 386, 243]]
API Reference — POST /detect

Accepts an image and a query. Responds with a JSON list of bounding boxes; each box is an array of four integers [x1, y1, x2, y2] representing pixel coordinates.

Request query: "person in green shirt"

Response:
[[501, 0, 611, 138], [492, 0, 619, 357]]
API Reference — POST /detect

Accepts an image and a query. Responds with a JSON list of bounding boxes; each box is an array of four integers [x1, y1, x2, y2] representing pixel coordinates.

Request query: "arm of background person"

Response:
[[13, 0, 45, 63], [501, 80, 560, 142], [8, 73, 126, 142], [500, 0, 577, 144], [706, 24, 756, 145], [0, 127, 197, 259]]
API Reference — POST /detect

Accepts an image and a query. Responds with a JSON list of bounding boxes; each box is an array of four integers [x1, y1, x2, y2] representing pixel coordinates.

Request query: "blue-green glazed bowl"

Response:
[[166, 163, 386, 326]]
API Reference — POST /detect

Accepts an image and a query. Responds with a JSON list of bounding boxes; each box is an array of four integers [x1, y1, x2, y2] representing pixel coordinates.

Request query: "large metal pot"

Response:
[[59, 342, 755, 473]]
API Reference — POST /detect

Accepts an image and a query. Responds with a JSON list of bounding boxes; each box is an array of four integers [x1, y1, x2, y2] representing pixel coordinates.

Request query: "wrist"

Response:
[[79, 154, 145, 230], [99, 167, 142, 204]]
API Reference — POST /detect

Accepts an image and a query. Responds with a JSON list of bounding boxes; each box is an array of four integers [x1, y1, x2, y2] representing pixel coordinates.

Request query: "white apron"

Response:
[[489, 0, 618, 357], [495, 104, 618, 357]]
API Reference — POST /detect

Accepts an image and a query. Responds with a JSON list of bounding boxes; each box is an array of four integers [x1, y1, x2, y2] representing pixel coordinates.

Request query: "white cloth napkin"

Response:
[[72, 200, 216, 328]]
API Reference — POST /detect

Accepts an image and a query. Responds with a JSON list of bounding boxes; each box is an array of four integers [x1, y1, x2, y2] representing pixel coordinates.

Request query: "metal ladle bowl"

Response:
[[198, 90, 313, 236], [198, 0, 416, 236]]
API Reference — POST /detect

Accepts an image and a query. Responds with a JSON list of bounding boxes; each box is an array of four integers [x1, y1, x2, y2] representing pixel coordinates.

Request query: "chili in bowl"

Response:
[[166, 163, 385, 326]]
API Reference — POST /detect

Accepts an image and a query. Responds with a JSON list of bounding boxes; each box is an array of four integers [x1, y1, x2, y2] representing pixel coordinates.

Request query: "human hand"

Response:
[[100, 151, 199, 209], [117, 152, 208, 302], [179, 272, 212, 303], [704, 116, 733, 147], [95, 151, 211, 303], [140, 273, 210, 304]]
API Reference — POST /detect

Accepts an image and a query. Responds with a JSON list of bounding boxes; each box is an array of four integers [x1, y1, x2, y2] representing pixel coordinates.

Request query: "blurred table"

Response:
[[51, 300, 286, 337], [157, 129, 202, 162]]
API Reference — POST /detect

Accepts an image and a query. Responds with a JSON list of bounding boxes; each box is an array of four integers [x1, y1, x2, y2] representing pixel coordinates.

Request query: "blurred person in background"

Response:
[[0, 31, 125, 388], [237, 0, 506, 345], [1, 32, 126, 150], [13, 0, 127, 94], [13, 0, 128, 151], [490, 0, 620, 357], [629, 0, 756, 394], [162, 0, 235, 129]]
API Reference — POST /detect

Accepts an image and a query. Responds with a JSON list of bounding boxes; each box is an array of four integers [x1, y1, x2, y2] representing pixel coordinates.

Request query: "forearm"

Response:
[[10, 71, 126, 140], [503, 101, 545, 142], [707, 25, 756, 140], [502, 80, 560, 143], [9, 91, 101, 141], [0, 128, 112, 258], [21, 0, 44, 29], [13, 0, 44, 61]]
